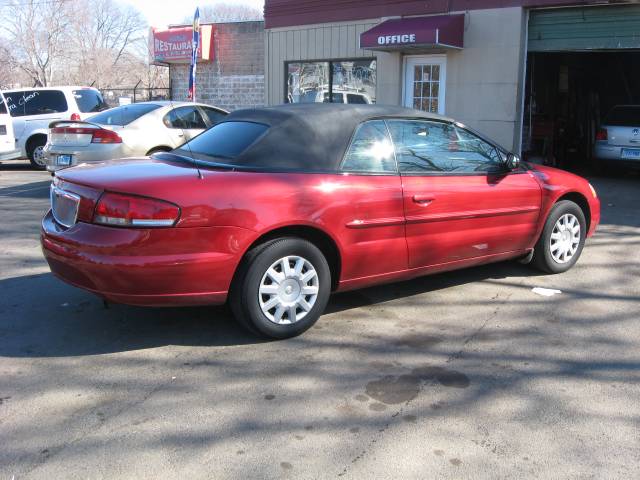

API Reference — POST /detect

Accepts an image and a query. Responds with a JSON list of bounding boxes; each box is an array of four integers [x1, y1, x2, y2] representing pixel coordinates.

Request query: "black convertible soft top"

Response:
[[221, 103, 453, 172]]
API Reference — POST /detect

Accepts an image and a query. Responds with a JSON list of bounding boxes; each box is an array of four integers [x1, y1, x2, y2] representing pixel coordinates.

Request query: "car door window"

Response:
[[164, 106, 207, 129], [199, 106, 227, 126], [453, 127, 503, 173], [341, 120, 396, 174], [387, 120, 503, 174]]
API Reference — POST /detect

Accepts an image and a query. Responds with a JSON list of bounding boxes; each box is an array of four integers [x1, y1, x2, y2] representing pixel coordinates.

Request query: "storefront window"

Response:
[[286, 59, 376, 104]]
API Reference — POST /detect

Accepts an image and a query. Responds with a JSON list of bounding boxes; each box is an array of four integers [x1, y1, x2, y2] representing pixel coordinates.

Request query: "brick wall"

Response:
[[170, 21, 265, 111]]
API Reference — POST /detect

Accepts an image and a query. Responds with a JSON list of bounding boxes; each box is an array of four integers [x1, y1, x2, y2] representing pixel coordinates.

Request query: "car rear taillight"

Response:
[[70, 113, 81, 121], [596, 128, 608, 141], [91, 129, 122, 144], [94, 192, 180, 227]]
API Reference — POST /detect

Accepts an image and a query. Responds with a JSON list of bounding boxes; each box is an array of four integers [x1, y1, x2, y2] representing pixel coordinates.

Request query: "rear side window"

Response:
[[73, 89, 108, 113], [347, 94, 368, 104], [4, 90, 68, 117], [323, 92, 344, 103], [605, 106, 640, 127], [342, 120, 396, 173], [88, 103, 161, 126], [163, 106, 207, 129], [179, 121, 268, 159], [200, 106, 227, 125], [0, 94, 7, 114]]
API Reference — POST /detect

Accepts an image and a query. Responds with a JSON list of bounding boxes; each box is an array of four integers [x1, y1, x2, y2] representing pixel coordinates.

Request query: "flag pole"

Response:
[[188, 7, 200, 102]]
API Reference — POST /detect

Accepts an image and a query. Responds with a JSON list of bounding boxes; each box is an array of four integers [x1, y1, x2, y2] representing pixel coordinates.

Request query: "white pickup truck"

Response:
[[0, 91, 20, 162], [1, 87, 107, 169]]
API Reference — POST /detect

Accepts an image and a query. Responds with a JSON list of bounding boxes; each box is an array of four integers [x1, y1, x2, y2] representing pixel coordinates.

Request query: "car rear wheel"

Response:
[[230, 238, 331, 339], [531, 200, 586, 274], [27, 135, 47, 170]]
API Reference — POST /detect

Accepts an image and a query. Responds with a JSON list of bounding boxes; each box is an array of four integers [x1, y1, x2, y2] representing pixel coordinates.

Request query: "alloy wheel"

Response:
[[549, 213, 581, 264], [258, 255, 319, 325], [33, 146, 47, 166]]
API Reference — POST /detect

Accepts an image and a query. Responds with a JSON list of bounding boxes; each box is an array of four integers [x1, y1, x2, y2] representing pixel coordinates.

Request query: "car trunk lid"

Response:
[[48, 121, 123, 148], [603, 125, 640, 147]]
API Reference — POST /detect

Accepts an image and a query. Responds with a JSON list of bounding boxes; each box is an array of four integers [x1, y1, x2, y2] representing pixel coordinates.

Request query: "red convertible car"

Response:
[[42, 104, 600, 338]]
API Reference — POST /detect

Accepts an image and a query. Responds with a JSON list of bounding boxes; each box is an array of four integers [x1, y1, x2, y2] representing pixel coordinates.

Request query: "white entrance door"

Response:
[[404, 55, 447, 115]]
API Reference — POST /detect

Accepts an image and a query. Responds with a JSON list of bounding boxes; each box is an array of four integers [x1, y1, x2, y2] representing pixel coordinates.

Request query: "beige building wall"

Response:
[[265, 7, 527, 151], [444, 7, 527, 150]]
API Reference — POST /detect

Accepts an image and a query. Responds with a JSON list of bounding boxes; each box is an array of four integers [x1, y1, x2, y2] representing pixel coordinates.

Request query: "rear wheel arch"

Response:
[[26, 133, 47, 154], [146, 146, 172, 156], [235, 225, 342, 291]]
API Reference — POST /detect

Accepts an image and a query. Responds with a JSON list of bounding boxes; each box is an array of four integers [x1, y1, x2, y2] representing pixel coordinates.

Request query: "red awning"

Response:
[[360, 15, 465, 51]]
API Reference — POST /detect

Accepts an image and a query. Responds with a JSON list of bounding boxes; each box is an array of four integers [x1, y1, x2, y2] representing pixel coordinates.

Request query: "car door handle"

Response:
[[412, 195, 435, 205]]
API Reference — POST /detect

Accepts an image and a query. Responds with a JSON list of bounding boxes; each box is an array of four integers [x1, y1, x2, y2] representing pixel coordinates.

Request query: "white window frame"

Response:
[[402, 55, 447, 115]]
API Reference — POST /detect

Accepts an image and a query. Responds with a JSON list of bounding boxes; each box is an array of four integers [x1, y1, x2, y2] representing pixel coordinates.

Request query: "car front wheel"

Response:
[[230, 238, 331, 338], [532, 200, 587, 274]]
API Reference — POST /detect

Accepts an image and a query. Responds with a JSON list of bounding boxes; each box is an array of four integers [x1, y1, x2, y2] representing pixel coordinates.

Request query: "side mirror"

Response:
[[505, 153, 521, 170]]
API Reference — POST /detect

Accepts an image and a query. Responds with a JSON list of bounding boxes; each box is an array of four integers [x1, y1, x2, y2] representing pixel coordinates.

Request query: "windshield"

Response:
[[176, 121, 269, 161], [88, 103, 161, 126], [73, 89, 108, 113], [605, 106, 640, 127]]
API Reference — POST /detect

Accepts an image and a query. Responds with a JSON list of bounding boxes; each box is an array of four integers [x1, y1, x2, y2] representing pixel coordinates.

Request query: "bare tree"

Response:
[[1, 0, 73, 86], [68, 0, 148, 87], [183, 3, 263, 24]]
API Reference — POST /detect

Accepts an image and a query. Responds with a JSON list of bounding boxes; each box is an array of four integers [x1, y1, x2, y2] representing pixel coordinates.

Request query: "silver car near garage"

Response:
[[43, 101, 227, 172], [594, 105, 640, 169]]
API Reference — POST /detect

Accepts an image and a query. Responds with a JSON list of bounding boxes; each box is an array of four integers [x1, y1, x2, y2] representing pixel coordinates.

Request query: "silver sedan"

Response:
[[593, 105, 640, 168], [43, 101, 228, 171]]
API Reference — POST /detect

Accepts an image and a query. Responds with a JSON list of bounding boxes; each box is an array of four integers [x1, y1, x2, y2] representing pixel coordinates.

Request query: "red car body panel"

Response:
[[41, 159, 600, 306]]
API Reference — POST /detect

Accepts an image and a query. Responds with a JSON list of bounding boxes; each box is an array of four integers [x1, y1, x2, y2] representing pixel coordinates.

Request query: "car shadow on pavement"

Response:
[[0, 160, 35, 171], [0, 260, 543, 359], [0, 180, 51, 199]]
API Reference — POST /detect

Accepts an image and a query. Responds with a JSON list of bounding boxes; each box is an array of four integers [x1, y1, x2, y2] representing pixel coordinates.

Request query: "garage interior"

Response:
[[521, 5, 640, 173]]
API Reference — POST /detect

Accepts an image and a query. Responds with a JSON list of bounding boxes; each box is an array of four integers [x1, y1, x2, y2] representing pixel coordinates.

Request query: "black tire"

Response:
[[27, 135, 47, 170], [230, 237, 331, 339], [531, 200, 587, 274]]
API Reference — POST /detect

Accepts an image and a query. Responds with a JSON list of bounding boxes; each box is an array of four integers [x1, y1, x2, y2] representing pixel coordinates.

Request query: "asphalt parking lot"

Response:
[[1, 159, 639, 479]]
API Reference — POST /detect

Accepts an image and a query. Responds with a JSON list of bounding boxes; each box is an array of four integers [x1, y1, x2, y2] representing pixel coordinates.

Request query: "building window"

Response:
[[404, 55, 446, 115], [286, 59, 376, 104]]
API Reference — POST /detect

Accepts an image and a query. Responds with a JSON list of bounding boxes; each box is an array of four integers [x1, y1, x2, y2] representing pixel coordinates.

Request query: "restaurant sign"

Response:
[[151, 25, 214, 64]]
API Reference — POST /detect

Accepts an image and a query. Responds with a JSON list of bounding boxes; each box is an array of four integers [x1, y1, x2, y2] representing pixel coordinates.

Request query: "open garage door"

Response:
[[523, 4, 640, 172]]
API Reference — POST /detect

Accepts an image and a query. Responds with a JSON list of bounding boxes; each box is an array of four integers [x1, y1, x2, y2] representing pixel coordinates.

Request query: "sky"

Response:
[[119, 0, 265, 28]]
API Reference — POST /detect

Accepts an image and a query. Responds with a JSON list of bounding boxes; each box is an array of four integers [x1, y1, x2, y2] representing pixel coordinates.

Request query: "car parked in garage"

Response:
[[43, 101, 228, 172], [594, 105, 640, 169], [41, 104, 600, 339], [0, 92, 20, 162], [2, 87, 108, 169]]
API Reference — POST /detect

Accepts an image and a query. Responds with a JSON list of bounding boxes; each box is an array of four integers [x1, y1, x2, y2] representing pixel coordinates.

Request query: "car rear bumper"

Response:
[[594, 144, 640, 165], [43, 144, 129, 172], [41, 210, 254, 306]]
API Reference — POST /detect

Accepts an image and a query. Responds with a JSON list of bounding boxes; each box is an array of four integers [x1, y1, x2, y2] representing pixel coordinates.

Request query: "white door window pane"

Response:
[[404, 56, 446, 115]]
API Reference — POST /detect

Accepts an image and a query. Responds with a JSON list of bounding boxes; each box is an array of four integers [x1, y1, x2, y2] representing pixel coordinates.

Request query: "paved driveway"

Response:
[[1, 160, 639, 479]]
